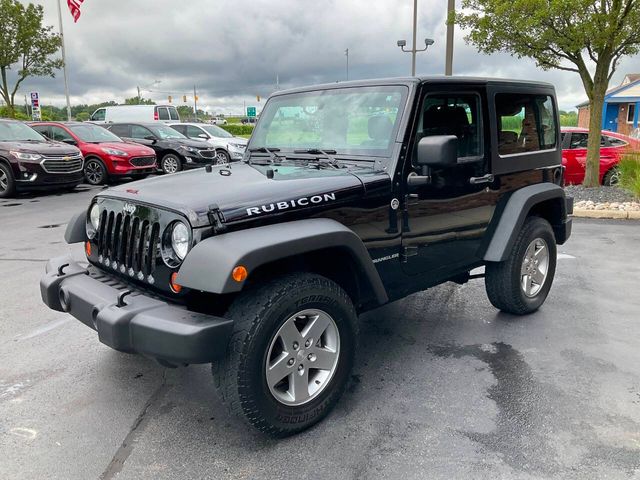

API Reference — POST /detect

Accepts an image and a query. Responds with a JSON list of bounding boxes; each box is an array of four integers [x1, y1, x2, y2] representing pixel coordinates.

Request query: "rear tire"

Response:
[[602, 167, 620, 186], [211, 273, 358, 437], [0, 163, 16, 198], [485, 216, 557, 315]]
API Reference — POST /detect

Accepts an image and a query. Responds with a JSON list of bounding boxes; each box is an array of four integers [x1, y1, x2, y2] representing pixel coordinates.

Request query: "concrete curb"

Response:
[[572, 208, 640, 220]]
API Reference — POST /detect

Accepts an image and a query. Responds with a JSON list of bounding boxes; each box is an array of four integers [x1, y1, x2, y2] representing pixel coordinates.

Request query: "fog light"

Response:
[[232, 265, 248, 282], [170, 272, 182, 293]]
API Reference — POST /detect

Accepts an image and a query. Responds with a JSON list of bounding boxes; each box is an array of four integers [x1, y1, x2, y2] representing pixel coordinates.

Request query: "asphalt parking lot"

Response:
[[1, 186, 639, 480]]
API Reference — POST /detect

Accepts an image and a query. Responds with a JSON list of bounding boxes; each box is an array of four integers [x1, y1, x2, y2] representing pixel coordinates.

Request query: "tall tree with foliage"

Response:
[[456, 0, 640, 187], [0, 0, 62, 117], [124, 96, 155, 105]]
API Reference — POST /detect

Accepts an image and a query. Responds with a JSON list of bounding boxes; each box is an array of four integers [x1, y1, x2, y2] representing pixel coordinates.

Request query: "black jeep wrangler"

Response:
[[41, 77, 572, 436]]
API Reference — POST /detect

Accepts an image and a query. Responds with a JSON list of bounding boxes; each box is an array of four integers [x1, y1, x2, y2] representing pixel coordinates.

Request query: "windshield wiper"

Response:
[[248, 146, 283, 165], [293, 148, 341, 168]]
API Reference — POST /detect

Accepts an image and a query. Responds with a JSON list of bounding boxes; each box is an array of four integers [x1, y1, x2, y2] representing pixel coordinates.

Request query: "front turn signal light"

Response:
[[170, 272, 182, 293], [232, 266, 248, 282], [85, 241, 92, 257]]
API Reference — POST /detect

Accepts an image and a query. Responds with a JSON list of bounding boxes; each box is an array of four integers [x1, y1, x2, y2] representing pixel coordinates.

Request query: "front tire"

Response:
[[0, 163, 16, 198], [212, 273, 358, 437], [215, 149, 230, 164], [485, 216, 557, 315], [84, 158, 107, 185], [161, 154, 182, 174]]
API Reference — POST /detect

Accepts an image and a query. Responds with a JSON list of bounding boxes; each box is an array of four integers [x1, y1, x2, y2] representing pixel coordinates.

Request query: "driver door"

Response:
[[401, 87, 495, 281]]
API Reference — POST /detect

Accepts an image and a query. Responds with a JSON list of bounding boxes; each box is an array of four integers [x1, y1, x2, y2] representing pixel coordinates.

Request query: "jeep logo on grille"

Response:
[[123, 203, 136, 215]]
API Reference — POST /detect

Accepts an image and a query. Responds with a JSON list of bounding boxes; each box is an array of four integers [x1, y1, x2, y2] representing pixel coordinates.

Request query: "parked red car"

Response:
[[30, 122, 157, 185], [561, 127, 640, 185]]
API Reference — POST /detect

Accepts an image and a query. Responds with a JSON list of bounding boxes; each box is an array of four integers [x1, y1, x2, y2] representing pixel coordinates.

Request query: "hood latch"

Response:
[[207, 204, 227, 234]]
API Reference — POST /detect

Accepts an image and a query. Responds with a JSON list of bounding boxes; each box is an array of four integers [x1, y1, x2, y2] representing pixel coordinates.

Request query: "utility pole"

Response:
[[345, 48, 349, 81], [137, 86, 141, 103], [445, 0, 455, 76], [411, 0, 417, 76], [193, 85, 198, 121], [56, 0, 72, 121]]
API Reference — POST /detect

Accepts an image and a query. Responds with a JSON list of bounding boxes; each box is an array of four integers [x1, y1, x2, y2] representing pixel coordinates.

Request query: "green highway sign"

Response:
[[247, 106, 257, 117]]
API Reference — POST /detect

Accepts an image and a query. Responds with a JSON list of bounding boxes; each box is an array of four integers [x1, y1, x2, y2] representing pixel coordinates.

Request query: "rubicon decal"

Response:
[[246, 193, 337, 216]]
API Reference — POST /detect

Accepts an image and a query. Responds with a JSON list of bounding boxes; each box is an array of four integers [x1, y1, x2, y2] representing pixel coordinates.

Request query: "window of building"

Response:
[[627, 104, 636, 123]]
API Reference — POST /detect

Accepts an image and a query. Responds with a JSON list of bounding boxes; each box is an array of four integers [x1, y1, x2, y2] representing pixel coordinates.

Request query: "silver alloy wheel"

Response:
[[521, 238, 549, 297], [163, 156, 179, 174], [0, 169, 7, 192], [609, 169, 621, 186], [265, 309, 340, 406], [215, 150, 229, 164], [85, 160, 103, 185]]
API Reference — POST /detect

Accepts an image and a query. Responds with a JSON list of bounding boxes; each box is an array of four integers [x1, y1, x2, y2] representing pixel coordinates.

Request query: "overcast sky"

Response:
[[10, 0, 640, 114]]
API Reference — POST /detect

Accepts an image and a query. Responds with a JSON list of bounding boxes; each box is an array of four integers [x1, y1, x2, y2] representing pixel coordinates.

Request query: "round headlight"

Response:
[[86, 204, 100, 239], [171, 222, 190, 260]]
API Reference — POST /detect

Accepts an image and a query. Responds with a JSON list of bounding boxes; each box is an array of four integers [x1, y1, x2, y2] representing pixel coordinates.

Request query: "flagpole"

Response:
[[56, 0, 72, 121]]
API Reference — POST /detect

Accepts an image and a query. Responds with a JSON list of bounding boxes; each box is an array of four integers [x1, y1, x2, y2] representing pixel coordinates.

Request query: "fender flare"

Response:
[[483, 183, 570, 262], [176, 218, 389, 305], [65, 209, 88, 244]]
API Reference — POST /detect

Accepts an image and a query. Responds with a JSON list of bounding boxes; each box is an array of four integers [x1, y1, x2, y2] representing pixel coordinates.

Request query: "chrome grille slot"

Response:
[[41, 155, 83, 173]]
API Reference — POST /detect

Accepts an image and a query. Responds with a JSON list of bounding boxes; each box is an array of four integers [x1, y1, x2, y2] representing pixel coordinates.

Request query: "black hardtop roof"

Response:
[[272, 76, 555, 96]]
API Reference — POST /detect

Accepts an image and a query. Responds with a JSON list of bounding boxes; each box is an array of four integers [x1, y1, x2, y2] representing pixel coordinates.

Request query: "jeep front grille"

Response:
[[41, 155, 84, 173], [129, 156, 156, 167], [96, 210, 161, 280]]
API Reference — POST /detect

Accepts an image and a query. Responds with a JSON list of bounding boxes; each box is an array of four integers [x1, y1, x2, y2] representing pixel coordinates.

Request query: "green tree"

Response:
[[124, 96, 155, 105], [456, 0, 640, 187], [0, 0, 63, 117]]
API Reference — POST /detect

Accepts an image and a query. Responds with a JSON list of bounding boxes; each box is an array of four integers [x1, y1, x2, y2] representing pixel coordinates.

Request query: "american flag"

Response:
[[67, 0, 85, 23]]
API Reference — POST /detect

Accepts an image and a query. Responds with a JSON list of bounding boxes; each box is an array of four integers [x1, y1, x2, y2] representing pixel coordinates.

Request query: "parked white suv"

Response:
[[168, 123, 247, 163]]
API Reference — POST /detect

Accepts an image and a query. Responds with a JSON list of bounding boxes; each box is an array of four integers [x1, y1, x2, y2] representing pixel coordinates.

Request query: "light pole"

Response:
[[136, 80, 160, 104], [397, 0, 434, 76], [345, 48, 349, 81], [56, 0, 72, 121], [445, 0, 455, 76]]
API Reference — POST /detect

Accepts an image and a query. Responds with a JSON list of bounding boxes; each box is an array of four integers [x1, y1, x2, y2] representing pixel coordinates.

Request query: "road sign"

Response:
[[30, 91, 41, 121], [247, 106, 257, 117]]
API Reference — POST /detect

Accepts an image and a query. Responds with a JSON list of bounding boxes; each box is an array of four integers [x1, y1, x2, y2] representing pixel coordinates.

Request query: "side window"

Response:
[[417, 93, 483, 160], [607, 135, 627, 147], [157, 107, 170, 121], [171, 125, 186, 135], [108, 124, 130, 137], [496, 94, 557, 155], [169, 107, 180, 121], [91, 109, 106, 121], [131, 125, 152, 139], [627, 104, 635, 123], [186, 126, 204, 138], [570, 133, 588, 149], [50, 126, 74, 142]]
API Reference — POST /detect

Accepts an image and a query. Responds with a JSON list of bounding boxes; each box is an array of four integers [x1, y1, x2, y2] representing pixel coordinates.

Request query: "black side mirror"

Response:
[[144, 135, 157, 143], [416, 135, 458, 168], [62, 139, 77, 146]]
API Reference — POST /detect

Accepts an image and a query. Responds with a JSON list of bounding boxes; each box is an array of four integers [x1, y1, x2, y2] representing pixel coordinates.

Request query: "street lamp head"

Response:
[[397, 39, 407, 48], [425, 38, 435, 47]]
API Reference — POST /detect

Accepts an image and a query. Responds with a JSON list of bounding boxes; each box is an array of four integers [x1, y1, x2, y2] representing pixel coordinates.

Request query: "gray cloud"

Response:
[[10, 0, 640, 113]]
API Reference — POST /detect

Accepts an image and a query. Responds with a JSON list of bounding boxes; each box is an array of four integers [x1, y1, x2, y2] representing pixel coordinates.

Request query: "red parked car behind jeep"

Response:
[[561, 127, 640, 186], [30, 122, 157, 185]]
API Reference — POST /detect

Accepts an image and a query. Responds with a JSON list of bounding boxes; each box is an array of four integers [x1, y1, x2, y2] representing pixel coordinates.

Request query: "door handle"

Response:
[[469, 174, 494, 185]]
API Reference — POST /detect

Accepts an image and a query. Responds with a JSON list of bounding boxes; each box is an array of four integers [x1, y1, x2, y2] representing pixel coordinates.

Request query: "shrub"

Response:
[[618, 152, 640, 198], [220, 124, 254, 136]]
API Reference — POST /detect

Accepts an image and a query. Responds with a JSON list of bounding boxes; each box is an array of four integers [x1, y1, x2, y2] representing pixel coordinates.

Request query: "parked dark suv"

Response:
[[0, 119, 83, 198], [104, 122, 216, 174], [41, 77, 572, 436]]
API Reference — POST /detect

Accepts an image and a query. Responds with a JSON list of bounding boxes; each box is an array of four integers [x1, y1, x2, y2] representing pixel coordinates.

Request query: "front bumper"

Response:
[[40, 255, 233, 365], [14, 161, 84, 189]]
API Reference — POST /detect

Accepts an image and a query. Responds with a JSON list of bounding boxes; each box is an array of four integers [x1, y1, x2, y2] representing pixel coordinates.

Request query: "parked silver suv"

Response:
[[169, 122, 247, 163]]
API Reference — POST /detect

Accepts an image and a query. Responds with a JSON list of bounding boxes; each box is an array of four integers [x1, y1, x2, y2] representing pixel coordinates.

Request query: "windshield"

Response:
[[69, 123, 123, 143], [202, 124, 233, 138], [250, 86, 408, 157], [0, 122, 45, 142], [149, 124, 186, 139]]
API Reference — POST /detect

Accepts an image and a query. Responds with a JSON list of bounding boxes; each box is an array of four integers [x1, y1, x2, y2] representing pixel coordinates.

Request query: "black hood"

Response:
[[100, 162, 390, 227]]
